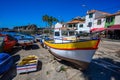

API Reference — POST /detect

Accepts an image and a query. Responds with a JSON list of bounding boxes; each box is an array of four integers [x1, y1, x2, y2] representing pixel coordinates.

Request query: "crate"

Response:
[[16, 55, 38, 74], [17, 63, 38, 74]]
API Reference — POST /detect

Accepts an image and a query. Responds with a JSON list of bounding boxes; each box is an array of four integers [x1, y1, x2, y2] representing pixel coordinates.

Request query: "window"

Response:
[[89, 13, 93, 18], [106, 17, 114, 23], [88, 22, 92, 27], [73, 24, 76, 27], [97, 19, 101, 25], [79, 24, 83, 28], [54, 32, 60, 36], [62, 31, 68, 36], [69, 31, 75, 36], [68, 24, 72, 27]]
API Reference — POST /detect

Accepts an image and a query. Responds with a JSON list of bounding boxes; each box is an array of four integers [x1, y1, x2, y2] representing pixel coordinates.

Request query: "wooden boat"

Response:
[[39, 34, 51, 48], [17, 55, 38, 74], [0, 53, 13, 74], [0, 32, 35, 48], [44, 39, 100, 69], [18, 38, 33, 47], [44, 27, 100, 70], [0, 34, 17, 52]]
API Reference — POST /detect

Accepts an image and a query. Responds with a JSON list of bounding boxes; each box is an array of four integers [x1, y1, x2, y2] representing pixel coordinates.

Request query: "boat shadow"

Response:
[[9, 46, 22, 55], [82, 58, 120, 80], [57, 57, 120, 80], [12, 54, 21, 63], [23, 44, 40, 50], [0, 65, 17, 80], [59, 60, 80, 69]]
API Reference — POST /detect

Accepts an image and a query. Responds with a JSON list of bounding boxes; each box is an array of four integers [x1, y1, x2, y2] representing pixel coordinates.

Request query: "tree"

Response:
[[42, 14, 49, 27], [42, 15, 59, 28]]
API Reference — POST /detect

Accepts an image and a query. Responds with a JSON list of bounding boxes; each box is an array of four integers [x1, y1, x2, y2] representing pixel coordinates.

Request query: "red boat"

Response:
[[0, 34, 17, 52]]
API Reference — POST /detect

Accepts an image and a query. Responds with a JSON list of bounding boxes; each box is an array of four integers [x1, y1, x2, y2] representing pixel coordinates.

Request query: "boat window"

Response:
[[55, 32, 60, 36]]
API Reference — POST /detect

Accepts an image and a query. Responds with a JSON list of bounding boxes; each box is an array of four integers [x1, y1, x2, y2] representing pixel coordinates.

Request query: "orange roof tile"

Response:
[[67, 19, 85, 24], [95, 12, 120, 19], [87, 10, 111, 15], [87, 10, 96, 14], [114, 11, 120, 15], [105, 12, 120, 17]]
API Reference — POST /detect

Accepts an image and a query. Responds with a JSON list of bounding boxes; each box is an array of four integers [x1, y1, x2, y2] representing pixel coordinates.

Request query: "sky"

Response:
[[0, 0, 120, 29]]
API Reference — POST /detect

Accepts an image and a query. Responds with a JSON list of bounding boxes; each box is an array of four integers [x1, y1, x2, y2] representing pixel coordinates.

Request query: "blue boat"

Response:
[[0, 31, 35, 42], [39, 34, 51, 47], [0, 53, 13, 74], [0, 31, 35, 47]]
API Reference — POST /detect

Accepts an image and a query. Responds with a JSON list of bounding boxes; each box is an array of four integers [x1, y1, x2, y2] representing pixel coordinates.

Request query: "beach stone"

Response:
[[56, 65, 63, 72]]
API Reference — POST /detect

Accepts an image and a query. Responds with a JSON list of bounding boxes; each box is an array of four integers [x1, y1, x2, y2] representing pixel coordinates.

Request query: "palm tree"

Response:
[[42, 14, 49, 27], [48, 16, 53, 27], [53, 17, 59, 23], [42, 15, 59, 28]]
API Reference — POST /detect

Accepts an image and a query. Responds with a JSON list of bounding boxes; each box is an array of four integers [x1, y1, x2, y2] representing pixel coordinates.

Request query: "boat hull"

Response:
[[44, 39, 100, 70], [49, 48, 96, 69], [0, 53, 13, 74]]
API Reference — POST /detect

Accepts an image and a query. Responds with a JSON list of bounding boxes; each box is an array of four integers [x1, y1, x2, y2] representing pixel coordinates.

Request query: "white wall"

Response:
[[85, 14, 95, 28], [76, 23, 90, 33], [85, 11, 107, 29], [55, 23, 63, 28], [93, 18, 105, 29], [115, 15, 120, 24]]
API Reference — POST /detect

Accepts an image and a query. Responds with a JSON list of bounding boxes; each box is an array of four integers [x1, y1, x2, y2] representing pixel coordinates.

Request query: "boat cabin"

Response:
[[54, 28, 77, 43]]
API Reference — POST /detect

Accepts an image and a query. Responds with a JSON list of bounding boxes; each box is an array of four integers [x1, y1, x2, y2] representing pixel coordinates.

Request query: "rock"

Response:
[[56, 65, 67, 72], [56, 65, 63, 72]]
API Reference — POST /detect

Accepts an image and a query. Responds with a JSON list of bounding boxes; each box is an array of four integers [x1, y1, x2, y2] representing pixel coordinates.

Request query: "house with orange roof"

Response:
[[98, 11, 120, 28], [85, 10, 111, 33], [105, 11, 120, 39], [66, 17, 90, 33], [93, 11, 120, 39], [93, 11, 120, 28]]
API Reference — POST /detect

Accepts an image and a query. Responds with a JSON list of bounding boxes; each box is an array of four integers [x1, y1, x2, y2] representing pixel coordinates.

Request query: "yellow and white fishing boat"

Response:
[[44, 39, 100, 69], [44, 26, 100, 70]]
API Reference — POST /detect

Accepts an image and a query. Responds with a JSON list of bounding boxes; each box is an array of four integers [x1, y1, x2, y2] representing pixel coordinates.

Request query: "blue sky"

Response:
[[0, 0, 120, 29]]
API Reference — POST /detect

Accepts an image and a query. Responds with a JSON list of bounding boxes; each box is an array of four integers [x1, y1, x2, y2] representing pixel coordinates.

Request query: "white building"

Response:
[[114, 12, 120, 25], [85, 10, 111, 31], [76, 22, 90, 33], [54, 22, 63, 29], [67, 17, 90, 33], [94, 17, 106, 28]]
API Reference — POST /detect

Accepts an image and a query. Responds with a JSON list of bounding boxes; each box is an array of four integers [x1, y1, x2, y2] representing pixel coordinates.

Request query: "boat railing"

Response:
[[53, 36, 99, 43]]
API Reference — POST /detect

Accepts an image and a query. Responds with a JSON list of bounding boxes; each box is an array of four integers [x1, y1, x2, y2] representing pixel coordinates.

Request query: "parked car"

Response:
[[0, 34, 17, 52]]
